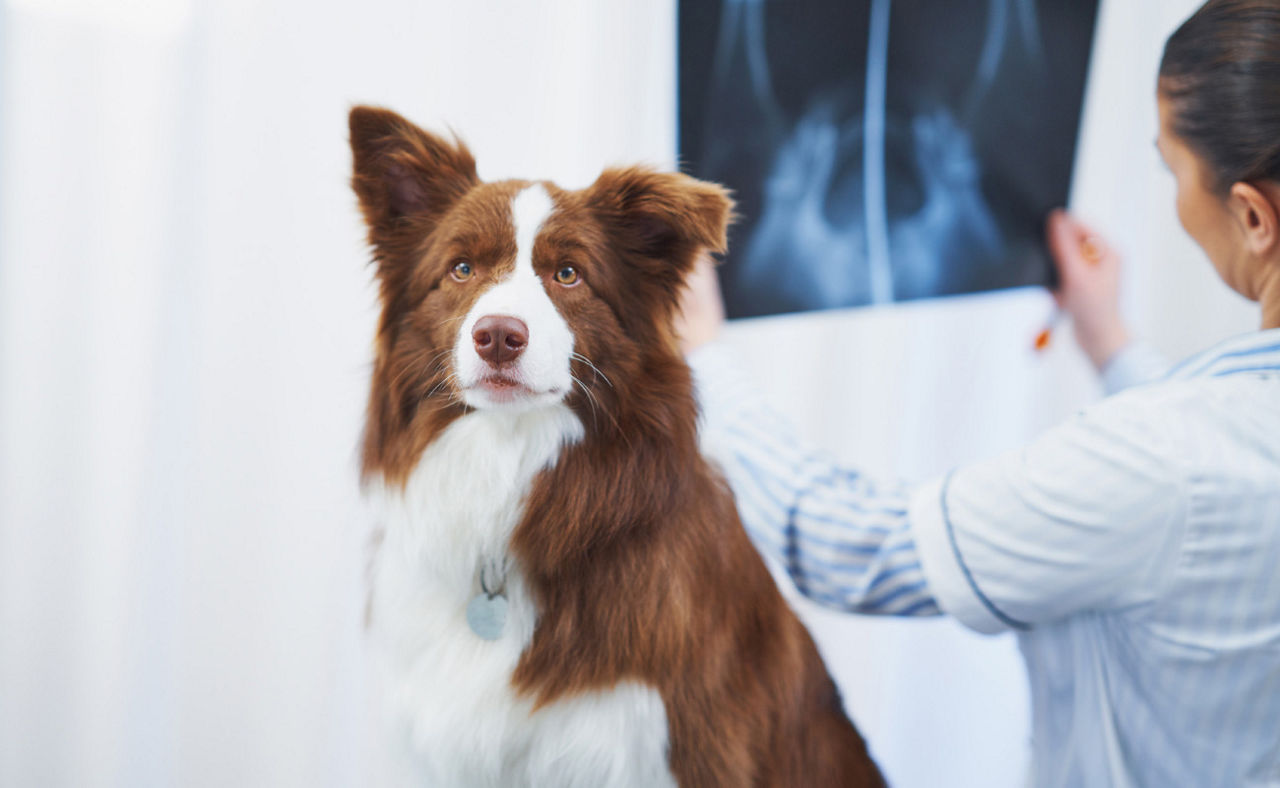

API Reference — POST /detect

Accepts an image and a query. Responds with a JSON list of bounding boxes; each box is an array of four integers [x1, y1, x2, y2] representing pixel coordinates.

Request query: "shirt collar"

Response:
[[1165, 327, 1280, 381]]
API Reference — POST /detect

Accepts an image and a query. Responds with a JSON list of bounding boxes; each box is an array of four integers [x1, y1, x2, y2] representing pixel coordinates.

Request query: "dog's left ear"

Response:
[[587, 167, 733, 288]]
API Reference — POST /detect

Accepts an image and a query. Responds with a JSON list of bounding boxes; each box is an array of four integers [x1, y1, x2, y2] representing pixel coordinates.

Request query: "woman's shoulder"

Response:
[[1084, 371, 1280, 472], [1098, 362, 1279, 415]]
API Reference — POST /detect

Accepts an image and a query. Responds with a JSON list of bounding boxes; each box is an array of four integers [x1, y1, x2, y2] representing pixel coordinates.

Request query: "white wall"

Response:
[[0, 0, 1257, 786]]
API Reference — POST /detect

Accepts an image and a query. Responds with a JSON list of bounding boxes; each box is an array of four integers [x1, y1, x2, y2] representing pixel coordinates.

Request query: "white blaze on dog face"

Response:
[[454, 185, 575, 411]]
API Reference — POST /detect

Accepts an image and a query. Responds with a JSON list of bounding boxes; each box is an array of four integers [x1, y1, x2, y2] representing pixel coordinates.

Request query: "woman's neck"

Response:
[[1260, 260, 1280, 330]]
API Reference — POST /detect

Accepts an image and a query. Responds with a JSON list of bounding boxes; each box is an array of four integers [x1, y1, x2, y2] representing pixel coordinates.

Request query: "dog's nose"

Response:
[[472, 315, 528, 366]]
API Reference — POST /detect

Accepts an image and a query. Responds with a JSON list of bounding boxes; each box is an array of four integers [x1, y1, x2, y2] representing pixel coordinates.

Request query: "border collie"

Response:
[[350, 105, 883, 787]]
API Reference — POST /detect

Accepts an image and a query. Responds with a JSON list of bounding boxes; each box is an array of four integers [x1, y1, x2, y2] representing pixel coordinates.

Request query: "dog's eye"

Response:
[[554, 266, 580, 286], [450, 260, 473, 282]]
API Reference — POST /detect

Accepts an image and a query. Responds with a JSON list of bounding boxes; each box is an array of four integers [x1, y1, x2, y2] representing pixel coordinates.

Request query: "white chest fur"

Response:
[[366, 406, 676, 788]]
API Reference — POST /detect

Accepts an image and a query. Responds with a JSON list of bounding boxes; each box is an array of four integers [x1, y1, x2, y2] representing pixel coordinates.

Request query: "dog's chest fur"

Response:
[[367, 405, 676, 788]]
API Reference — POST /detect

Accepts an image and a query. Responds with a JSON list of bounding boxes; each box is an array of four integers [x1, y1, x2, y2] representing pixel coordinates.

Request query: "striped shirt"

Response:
[[692, 329, 1280, 787]]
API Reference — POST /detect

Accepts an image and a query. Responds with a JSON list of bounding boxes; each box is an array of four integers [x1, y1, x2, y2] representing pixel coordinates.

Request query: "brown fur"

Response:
[[351, 105, 884, 786]]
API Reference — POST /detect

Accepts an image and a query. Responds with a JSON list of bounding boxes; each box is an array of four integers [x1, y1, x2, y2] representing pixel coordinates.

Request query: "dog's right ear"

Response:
[[349, 106, 478, 259]]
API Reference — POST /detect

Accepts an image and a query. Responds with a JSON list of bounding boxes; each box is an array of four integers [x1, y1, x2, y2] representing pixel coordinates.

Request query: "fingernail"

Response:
[[1081, 237, 1104, 264]]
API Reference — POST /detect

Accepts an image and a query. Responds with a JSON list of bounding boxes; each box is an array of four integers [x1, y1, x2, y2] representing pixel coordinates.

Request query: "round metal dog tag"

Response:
[[466, 593, 508, 641]]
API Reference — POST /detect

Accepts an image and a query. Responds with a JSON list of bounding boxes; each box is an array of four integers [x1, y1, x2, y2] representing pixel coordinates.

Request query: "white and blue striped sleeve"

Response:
[[689, 343, 940, 617], [908, 387, 1188, 634]]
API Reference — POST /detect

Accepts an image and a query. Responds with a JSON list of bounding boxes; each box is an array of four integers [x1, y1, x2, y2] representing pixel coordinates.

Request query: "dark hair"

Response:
[[1160, 0, 1280, 192]]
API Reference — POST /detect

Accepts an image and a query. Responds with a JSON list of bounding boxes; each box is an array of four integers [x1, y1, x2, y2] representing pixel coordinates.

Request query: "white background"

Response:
[[0, 0, 1257, 785]]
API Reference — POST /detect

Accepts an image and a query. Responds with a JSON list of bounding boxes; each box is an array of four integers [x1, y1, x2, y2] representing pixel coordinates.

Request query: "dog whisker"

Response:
[[426, 370, 463, 401], [386, 348, 437, 395], [437, 315, 467, 330], [571, 373, 632, 451], [571, 352, 613, 389], [570, 374, 602, 431]]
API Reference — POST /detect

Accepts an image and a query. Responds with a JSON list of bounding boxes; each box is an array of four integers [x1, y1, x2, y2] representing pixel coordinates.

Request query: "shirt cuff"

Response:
[[1099, 340, 1169, 396], [909, 474, 1010, 635]]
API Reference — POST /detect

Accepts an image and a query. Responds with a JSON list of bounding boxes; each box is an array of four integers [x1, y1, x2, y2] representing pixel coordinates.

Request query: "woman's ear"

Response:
[[1228, 180, 1280, 257]]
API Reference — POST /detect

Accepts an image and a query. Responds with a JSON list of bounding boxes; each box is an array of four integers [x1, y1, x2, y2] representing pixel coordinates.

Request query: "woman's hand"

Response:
[[675, 253, 727, 354], [1046, 210, 1131, 370]]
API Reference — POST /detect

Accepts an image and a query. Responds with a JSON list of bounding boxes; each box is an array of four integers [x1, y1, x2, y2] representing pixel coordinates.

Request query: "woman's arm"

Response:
[[907, 385, 1188, 634], [674, 210, 1165, 619]]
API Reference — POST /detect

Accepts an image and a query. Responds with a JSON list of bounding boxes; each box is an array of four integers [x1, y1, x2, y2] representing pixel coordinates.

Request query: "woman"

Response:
[[682, 1, 1280, 784]]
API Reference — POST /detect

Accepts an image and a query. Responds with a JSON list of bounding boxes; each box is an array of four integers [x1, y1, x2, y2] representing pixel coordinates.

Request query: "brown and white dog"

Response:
[[350, 105, 883, 787]]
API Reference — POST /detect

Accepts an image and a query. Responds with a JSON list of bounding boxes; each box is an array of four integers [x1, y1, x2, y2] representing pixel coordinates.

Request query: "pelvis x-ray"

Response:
[[679, 0, 1099, 318]]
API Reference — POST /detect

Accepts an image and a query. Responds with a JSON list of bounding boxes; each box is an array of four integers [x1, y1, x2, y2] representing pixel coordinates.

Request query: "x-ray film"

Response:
[[679, 0, 1100, 318]]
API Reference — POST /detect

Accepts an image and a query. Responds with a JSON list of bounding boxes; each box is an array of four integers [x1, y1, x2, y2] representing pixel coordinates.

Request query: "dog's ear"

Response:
[[587, 167, 733, 290], [349, 106, 478, 263]]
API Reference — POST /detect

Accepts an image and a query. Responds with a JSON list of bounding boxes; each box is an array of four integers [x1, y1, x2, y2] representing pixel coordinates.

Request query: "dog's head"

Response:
[[350, 106, 733, 484]]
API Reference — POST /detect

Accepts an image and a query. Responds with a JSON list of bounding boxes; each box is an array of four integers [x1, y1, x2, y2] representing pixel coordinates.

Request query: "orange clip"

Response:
[[1034, 305, 1063, 353]]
